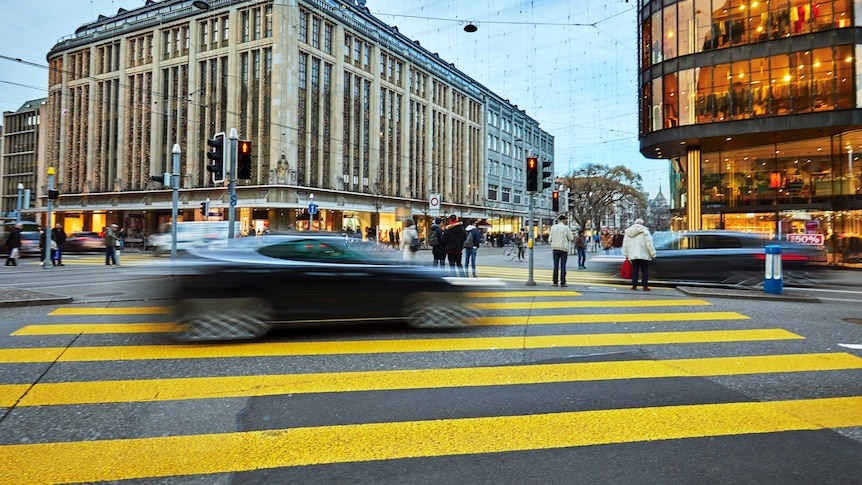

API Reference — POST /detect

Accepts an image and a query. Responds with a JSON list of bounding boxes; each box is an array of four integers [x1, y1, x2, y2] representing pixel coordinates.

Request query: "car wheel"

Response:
[[174, 297, 274, 341], [403, 292, 477, 328]]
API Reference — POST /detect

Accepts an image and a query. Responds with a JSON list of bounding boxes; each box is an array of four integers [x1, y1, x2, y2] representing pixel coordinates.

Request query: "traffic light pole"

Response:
[[527, 193, 536, 286], [43, 168, 55, 269], [170, 144, 180, 263], [228, 128, 238, 240]]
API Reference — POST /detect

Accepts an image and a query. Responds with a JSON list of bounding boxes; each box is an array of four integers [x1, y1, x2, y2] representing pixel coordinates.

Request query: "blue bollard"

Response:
[[764, 244, 783, 294]]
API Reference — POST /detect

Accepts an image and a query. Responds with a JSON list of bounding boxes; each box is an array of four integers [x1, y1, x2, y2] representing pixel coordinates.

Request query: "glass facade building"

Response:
[[638, 0, 862, 265]]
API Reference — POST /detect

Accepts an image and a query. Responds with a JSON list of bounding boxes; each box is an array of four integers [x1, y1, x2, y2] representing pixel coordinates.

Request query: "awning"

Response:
[[476, 219, 492, 228]]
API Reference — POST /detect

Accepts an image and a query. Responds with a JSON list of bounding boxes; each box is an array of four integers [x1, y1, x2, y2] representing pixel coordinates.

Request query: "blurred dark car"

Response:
[[170, 233, 480, 341], [18, 231, 42, 256], [64, 231, 105, 252], [649, 231, 824, 285]]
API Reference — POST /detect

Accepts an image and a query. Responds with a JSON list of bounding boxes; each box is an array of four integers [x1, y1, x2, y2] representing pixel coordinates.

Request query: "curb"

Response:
[[676, 286, 820, 303], [0, 288, 73, 308]]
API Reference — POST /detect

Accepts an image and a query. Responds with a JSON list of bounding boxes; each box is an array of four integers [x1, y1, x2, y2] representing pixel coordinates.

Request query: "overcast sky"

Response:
[[0, 0, 664, 198]]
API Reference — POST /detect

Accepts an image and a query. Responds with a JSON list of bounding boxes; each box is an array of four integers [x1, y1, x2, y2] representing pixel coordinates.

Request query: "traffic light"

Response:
[[237, 139, 252, 180], [47, 190, 59, 200], [526, 156, 538, 192], [541, 160, 553, 190], [552, 190, 560, 212], [206, 132, 226, 183], [150, 172, 171, 187], [199, 199, 209, 217], [568, 194, 576, 211]]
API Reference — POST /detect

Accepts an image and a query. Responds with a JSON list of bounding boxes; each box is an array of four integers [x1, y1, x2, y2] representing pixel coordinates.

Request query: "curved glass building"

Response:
[[638, 0, 862, 265]]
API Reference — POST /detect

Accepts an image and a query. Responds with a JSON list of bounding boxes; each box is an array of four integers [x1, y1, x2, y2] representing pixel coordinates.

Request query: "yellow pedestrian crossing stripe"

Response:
[[12, 323, 180, 335], [49, 307, 172, 316], [0, 329, 803, 363], [476, 312, 748, 325], [2, 396, 860, 484], [473, 298, 712, 309], [1, 352, 857, 407]]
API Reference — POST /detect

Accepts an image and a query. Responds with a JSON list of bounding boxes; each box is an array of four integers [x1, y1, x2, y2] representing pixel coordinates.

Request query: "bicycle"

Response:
[[503, 241, 520, 261]]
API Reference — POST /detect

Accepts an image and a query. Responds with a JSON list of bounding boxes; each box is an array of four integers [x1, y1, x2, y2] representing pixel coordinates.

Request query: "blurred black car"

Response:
[[649, 231, 824, 285], [170, 233, 480, 341], [64, 231, 105, 252]]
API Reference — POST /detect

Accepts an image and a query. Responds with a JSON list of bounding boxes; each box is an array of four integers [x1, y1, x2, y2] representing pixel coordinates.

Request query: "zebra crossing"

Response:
[[1, 286, 861, 483]]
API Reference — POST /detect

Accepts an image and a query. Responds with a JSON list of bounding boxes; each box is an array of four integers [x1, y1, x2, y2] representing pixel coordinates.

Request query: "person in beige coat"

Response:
[[622, 218, 657, 291]]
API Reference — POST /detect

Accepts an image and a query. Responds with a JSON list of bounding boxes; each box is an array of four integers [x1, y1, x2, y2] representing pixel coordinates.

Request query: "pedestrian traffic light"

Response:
[[552, 191, 559, 212], [47, 190, 59, 200], [568, 194, 576, 211], [199, 200, 208, 217], [542, 160, 553, 190], [526, 156, 538, 192], [237, 139, 252, 179], [150, 172, 171, 187], [206, 132, 226, 183]]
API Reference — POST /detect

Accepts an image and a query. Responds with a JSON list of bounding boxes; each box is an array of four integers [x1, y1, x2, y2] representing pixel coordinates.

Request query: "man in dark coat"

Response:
[[439, 214, 467, 276], [4, 223, 23, 266], [429, 217, 446, 267]]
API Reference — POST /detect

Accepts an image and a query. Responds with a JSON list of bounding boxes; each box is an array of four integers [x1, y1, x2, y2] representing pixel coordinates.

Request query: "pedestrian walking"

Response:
[[389, 228, 396, 248], [104, 223, 119, 266], [51, 223, 67, 266], [517, 230, 526, 261], [575, 229, 587, 269], [612, 230, 624, 255], [118, 226, 127, 250], [429, 217, 446, 267], [440, 214, 467, 276], [4, 223, 23, 267], [463, 220, 483, 277], [593, 231, 600, 252], [548, 214, 574, 287], [601, 230, 613, 254], [622, 218, 657, 291], [399, 218, 420, 263]]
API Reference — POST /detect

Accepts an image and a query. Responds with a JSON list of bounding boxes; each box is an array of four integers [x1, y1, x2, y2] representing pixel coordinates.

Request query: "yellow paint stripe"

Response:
[[1, 396, 859, 484], [12, 323, 181, 336], [474, 299, 712, 310], [0, 329, 801, 363], [476, 311, 748, 325], [49, 307, 172, 316], [467, 291, 583, 298], [4, 353, 859, 408]]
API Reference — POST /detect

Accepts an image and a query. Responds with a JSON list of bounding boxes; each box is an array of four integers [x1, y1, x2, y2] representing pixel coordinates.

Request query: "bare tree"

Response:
[[561, 164, 647, 231]]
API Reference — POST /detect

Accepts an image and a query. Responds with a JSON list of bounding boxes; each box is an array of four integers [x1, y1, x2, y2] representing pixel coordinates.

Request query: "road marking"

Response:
[[0, 329, 803, 363], [1, 396, 859, 484], [467, 291, 583, 298], [2, 352, 858, 407], [49, 307, 172, 316], [475, 311, 747, 325], [12, 323, 180, 336], [473, 299, 713, 309]]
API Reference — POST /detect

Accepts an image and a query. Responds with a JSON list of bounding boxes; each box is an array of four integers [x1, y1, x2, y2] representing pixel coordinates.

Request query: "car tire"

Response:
[[403, 292, 477, 328], [174, 297, 274, 341]]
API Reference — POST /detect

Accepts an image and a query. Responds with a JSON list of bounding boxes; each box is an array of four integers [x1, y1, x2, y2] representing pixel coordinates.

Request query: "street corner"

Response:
[[0, 287, 73, 307]]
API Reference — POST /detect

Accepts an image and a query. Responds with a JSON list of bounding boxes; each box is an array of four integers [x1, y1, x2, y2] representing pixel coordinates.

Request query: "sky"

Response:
[[0, 0, 665, 198]]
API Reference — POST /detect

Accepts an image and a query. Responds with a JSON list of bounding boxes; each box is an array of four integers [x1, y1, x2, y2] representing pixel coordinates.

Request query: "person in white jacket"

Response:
[[622, 218, 657, 291], [399, 218, 420, 263], [548, 214, 574, 287]]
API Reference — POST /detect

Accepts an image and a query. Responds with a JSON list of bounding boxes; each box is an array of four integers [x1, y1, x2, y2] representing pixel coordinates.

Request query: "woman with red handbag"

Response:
[[622, 218, 656, 291]]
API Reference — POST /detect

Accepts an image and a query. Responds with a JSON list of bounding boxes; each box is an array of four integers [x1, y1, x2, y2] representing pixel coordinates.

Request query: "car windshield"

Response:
[[257, 238, 385, 264]]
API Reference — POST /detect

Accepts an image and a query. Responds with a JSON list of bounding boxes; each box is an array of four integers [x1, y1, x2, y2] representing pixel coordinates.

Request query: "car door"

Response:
[[257, 239, 392, 323]]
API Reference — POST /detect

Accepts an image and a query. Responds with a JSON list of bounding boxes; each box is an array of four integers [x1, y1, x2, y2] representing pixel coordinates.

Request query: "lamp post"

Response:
[[43, 168, 56, 268]]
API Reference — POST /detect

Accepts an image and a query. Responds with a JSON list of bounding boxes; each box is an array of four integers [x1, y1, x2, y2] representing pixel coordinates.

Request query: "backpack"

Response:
[[409, 234, 421, 252], [463, 230, 475, 249], [475, 230, 485, 244], [428, 227, 440, 247]]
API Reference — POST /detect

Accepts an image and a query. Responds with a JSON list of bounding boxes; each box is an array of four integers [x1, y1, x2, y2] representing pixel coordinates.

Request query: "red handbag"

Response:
[[620, 259, 632, 279]]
